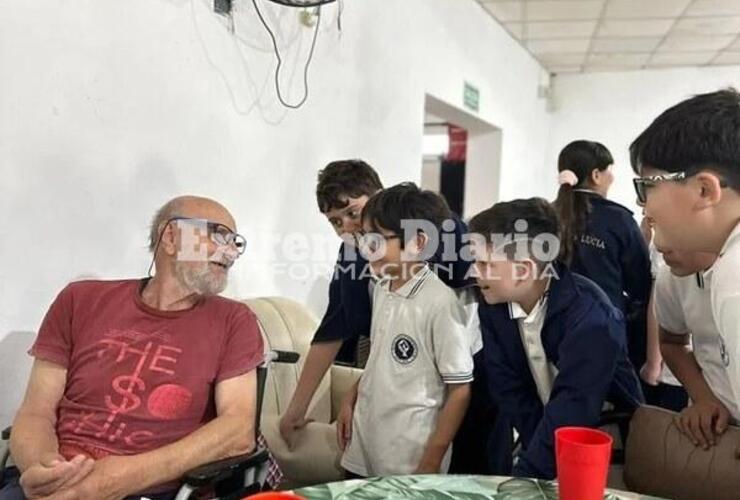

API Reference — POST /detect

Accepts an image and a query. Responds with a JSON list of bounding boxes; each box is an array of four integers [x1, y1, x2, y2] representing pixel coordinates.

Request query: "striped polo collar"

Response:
[[379, 264, 433, 299], [703, 221, 740, 282]]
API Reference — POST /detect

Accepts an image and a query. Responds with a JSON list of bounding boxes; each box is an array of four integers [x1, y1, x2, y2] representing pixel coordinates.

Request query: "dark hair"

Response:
[[469, 198, 561, 265], [629, 88, 740, 191], [469, 197, 559, 241], [316, 159, 384, 213], [553, 140, 613, 263], [361, 182, 451, 246]]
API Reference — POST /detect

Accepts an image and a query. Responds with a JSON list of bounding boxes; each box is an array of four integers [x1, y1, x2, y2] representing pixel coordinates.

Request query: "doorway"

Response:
[[421, 94, 502, 220]]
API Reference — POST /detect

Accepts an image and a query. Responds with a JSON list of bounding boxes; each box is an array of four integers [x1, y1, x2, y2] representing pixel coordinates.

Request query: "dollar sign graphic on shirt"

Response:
[[105, 375, 145, 414]]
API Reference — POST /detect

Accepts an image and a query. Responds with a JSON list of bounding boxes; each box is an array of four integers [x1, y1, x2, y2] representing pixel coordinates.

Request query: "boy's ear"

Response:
[[512, 259, 537, 282], [693, 172, 724, 209], [408, 231, 429, 255]]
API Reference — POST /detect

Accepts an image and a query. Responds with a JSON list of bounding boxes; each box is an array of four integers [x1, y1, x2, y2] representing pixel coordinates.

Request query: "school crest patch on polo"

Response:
[[391, 334, 417, 364]]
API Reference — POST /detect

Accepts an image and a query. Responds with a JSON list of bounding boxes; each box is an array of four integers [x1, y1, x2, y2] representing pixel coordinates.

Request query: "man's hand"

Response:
[[279, 410, 314, 451], [19, 453, 95, 499], [336, 394, 356, 451], [37, 455, 127, 500], [639, 362, 662, 386], [675, 399, 731, 449]]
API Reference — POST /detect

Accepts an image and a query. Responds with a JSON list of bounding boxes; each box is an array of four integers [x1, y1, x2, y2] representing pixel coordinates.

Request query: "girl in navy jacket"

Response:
[[553, 140, 651, 372]]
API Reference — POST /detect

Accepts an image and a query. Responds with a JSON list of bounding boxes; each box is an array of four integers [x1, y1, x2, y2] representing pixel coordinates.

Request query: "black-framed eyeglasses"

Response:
[[356, 230, 401, 253], [146, 216, 246, 278], [632, 172, 687, 205], [633, 170, 729, 205], [167, 217, 247, 254]]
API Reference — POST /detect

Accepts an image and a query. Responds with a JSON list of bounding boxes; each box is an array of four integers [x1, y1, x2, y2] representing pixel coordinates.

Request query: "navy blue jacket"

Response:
[[479, 264, 643, 479], [570, 192, 651, 316], [312, 215, 472, 345], [311, 243, 373, 346], [569, 192, 652, 369]]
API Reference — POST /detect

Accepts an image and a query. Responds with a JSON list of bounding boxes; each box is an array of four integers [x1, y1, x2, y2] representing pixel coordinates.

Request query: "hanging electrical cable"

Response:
[[251, 0, 326, 109]]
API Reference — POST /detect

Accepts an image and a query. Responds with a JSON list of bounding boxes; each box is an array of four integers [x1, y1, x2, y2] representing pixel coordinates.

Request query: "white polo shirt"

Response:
[[654, 237, 740, 420], [649, 245, 682, 387], [341, 266, 479, 476], [707, 221, 740, 419]]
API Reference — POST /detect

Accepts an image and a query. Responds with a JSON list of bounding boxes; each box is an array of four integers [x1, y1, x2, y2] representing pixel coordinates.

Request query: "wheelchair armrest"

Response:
[[182, 446, 269, 488], [2, 427, 10, 441]]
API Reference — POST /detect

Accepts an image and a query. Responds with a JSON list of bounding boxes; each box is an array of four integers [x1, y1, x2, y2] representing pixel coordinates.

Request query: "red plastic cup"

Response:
[[243, 493, 305, 500], [555, 426, 613, 500]]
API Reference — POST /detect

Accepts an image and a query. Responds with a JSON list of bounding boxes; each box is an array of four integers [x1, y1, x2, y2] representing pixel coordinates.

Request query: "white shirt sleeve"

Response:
[[455, 288, 483, 355], [654, 265, 690, 335], [431, 296, 475, 384], [711, 277, 740, 417]]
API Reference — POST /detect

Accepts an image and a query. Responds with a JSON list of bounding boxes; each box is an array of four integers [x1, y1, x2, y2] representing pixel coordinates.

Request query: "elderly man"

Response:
[[2, 196, 266, 500]]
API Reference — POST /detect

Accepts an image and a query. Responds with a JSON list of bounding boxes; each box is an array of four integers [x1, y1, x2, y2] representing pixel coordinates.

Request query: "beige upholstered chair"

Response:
[[242, 297, 362, 489]]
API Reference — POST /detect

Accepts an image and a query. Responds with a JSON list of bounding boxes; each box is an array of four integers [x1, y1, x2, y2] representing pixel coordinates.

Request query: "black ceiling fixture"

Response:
[[265, 0, 336, 6]]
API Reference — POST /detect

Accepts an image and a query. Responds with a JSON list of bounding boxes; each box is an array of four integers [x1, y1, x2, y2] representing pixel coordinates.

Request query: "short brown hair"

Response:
[[469, 197, 561, 264], [316, 159, 383, 213]]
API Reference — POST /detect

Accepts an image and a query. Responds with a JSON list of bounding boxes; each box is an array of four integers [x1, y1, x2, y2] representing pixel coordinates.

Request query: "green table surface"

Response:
[[295, 474, 667, 499]]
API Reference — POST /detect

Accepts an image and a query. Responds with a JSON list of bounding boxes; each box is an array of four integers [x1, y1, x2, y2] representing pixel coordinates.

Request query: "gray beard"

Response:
[[174, 261, 227, 296]]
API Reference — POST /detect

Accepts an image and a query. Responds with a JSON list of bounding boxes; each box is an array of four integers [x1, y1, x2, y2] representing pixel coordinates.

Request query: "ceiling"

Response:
[[476, 0, 740, 74]]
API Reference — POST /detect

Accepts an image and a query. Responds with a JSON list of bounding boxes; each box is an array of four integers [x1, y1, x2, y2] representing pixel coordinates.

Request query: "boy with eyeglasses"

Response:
[[631, 88, 740, 448], [279, 160, 492, 475], [336, 183, 479, 477]]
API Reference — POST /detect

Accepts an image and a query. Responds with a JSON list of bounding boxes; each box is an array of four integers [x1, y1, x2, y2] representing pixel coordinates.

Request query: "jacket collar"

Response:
[[543, 261, 578, 319]]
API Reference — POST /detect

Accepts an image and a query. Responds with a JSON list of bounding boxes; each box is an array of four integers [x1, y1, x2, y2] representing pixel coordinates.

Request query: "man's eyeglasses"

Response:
[[633, 170, 729, 205], [356, 231, 400, 253], [146, 216, 246, 278], [168, 217, 247, 254]]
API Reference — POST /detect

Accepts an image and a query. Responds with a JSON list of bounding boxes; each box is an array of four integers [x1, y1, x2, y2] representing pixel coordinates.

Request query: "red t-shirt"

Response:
[[30, 279, 264, 461]]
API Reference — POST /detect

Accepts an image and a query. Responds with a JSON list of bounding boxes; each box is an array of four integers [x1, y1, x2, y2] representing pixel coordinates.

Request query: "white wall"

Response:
[[0, 0, 551, 424], [420, 157, 442, 194], [466, 129, 503, 218], [547, 65, 740, 214]]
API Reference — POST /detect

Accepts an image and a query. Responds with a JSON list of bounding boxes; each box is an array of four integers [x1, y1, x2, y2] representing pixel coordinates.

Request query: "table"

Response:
[[295, 475, 667, 499]]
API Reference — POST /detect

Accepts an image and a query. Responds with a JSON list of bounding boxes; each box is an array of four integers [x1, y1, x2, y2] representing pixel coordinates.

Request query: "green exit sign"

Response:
[[464, 82, 480, 112]]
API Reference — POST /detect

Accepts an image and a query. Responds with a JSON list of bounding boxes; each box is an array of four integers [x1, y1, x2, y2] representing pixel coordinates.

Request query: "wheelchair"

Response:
[[0, 350, 298, 500]]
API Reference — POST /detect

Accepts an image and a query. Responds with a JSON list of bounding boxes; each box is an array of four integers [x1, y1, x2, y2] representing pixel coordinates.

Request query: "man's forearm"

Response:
[[108, 413, 255, 497], [286, 340, 342, 417], [661, 337, 717, 403], [10, 411, 60, 472]]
